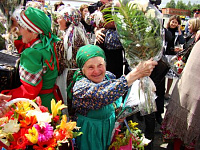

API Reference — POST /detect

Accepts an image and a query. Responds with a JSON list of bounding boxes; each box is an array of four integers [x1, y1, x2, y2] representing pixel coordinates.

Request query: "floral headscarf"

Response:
[[57, 6, 89, 60]]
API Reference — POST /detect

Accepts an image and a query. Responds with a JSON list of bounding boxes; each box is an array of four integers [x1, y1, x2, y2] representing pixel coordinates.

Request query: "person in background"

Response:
[[79, 4, 94, 33], [96, 2, 130, 78], [0, 94, 11, 118], [56, 6, 88, 119], [54, 1, 64, 11], [161, 40, 200, 150], [1, 7, 61, 110], [185, 9, 200, 36], [68, 44, 157, 150], [164, 15, 185, 100]]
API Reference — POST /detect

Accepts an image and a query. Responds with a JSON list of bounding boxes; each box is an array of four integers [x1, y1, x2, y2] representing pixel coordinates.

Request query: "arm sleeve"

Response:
[[1, 80, 42, 100], [72, 75, 128, 110], [19, 48, 43, 86]]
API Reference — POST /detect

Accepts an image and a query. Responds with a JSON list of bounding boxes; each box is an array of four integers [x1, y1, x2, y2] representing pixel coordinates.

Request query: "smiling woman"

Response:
[[66, 44, 157, 150]]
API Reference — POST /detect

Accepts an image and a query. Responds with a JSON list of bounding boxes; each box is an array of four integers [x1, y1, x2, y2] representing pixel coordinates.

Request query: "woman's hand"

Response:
[[95, 28, 105, 44], [0, 94, 11, 118], [126, 59, 157, 87]]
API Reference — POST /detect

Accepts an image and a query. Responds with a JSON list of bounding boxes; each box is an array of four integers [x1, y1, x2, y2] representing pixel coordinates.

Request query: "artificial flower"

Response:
[[25, 127, 38, 144], [0, 117, 8, 126], [20, 115, 37, 129], [3, 119, 20, 134], [51, 99, 67, 118], [33, 138, 57, 150], [15, 102, 33, 117], [0, 97, 82, 149], [27, 110, 52, 124], [60, 115, 76, 131], [9, 128, 29, 150], [34, 123, 53, 142]]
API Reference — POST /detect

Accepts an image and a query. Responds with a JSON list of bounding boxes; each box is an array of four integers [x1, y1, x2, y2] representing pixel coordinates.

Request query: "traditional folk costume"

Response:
[[68, 45, 128, 150], [55, 6, 88, 117], [1, 7, 61, 110]]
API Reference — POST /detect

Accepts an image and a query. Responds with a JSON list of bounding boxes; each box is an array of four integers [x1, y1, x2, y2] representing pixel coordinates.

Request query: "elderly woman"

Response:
[[56, 6, 88, 117], [67, 44, 157, 150], [1, 7, 61, 110]]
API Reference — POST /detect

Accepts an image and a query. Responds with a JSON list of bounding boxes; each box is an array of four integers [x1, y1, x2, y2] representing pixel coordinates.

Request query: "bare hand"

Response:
[[0, 94, 11, 118], [136, 58, 158, 78], [126, 58, 157, 87], [95, 28, 105, 44]]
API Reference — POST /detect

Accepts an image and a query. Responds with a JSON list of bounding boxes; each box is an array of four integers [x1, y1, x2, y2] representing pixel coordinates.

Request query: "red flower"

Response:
[[35, 96, 42, 106], [53, 115, 60, 123], [9, 128, 29, 150], [20, 116, 37, 129], [33, 138, 57, 150], [39, 106, 49, 112], [53, 129, 66, 141]]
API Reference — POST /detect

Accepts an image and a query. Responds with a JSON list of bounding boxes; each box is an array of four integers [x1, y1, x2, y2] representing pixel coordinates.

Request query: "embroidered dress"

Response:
[[73, 72, 128, 150]]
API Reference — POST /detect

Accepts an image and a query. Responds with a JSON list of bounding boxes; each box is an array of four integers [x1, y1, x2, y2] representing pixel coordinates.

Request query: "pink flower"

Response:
[[33, 123, 53, 142]]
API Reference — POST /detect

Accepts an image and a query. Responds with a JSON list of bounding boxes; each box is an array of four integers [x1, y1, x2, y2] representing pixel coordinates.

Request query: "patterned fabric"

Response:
[[67, 44, 106, 99], [76, 44, 106, 69], [19, 66, 43, 85], [58, 6, 81, 26], [84, 10, 104, 28], [105, 29, 123, 50], [72, 71, 128, 116]]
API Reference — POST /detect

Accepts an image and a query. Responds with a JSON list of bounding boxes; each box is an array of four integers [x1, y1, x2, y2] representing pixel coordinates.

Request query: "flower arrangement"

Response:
[[109, 120, 150, 150], [0, 97, 82, 150], [111, 0, 163, 66], [102, 0, 164, 116]]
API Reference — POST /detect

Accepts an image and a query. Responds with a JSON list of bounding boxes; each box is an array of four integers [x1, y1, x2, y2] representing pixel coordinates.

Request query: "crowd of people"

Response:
[[0, 0, 200, 150]]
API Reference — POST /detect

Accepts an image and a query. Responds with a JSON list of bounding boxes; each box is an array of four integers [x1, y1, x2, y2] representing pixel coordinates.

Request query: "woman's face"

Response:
[[19, 26, 37, 44], [188, 22, 193, 33], [82, 57, 106, 83], [82, 8, 89, 19], [169, 19, 179, 29], [57, 16, 67, 31]]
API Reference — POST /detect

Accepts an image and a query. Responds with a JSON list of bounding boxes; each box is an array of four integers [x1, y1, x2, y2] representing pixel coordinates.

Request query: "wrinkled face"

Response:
[[57, 16, 67, 30], [82, 8, 89, 19], [169, 19, 179, 29], [82, 57, 106, 83], [19, 26, 37, 44]]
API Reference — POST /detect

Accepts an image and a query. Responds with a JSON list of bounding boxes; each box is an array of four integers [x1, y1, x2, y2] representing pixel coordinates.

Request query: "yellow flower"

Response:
[[51, 99, 67, 118], [60, 115, 76, 131], [15, 101, 33, 118], [3, 119, 20, 133], [25, 127, 38, 144]]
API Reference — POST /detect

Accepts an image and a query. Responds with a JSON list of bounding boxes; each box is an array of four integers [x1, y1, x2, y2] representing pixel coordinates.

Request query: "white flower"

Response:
[[3, 119, 20, 133], [27, 110, 52, 124], [145, 26, 152, 32], [145, 9, 156, 18], [136, 44, 141, 47], [128, 0, 149, 12]]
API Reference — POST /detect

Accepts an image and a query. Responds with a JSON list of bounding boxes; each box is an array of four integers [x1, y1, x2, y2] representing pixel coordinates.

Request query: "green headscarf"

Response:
[[67, 44, 106, 99], [17, 7, 60, 51]]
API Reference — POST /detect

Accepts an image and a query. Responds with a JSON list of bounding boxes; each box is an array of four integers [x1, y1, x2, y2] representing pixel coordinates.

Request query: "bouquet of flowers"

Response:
[[0, 0, 24, 52], [109, 120, 151, 150], [108, 0, 164, 115], [0, 97, 82, 150]]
